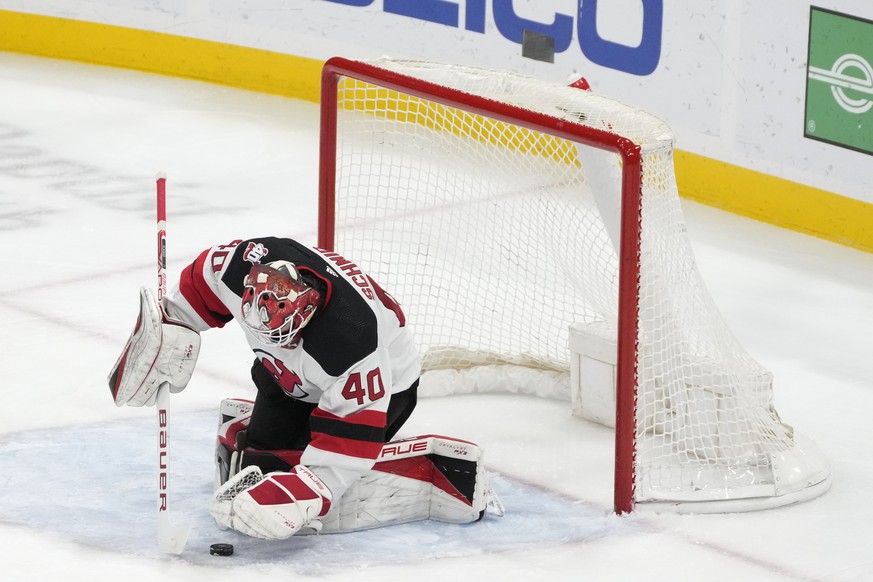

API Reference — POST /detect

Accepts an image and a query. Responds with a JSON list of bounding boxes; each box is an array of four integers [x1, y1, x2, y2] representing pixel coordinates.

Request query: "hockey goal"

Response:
[[317, 57, 831, 514]]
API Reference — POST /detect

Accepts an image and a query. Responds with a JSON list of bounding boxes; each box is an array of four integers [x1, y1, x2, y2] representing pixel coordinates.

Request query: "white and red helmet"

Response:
[[241, 260, 321, 347]]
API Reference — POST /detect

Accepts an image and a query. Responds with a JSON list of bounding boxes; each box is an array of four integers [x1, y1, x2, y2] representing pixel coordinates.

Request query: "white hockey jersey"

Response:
[[164, 237, 421, 497]]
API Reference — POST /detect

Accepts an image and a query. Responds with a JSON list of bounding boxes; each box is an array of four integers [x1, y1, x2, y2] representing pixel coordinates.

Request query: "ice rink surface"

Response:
[[1, 52, 872, 581]]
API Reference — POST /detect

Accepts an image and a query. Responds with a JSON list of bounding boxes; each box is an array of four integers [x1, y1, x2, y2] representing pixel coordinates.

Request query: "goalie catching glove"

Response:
[[211, 465, 332, 540], [107, 287, 201, 407]]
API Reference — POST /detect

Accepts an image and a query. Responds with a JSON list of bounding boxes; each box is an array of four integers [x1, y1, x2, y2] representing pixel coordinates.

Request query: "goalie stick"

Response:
[[155, 174, 190, 554]]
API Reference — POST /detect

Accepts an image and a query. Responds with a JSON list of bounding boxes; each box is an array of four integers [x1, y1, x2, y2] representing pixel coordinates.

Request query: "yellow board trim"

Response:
[[2, 9, 872, 253], [0, 9, 323, 101], [676, 150, 873, 253]]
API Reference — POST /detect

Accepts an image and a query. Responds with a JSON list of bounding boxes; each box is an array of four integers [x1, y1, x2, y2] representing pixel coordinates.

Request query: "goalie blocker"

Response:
[[212, 398, 503, 538]]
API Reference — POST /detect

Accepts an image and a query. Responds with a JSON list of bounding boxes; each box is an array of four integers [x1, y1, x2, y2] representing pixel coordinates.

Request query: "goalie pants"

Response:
[[246, 358, 418, 452]]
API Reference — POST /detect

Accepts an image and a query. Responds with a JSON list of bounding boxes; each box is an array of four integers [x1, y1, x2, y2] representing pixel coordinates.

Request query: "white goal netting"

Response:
[[320, 58, 830, 512]]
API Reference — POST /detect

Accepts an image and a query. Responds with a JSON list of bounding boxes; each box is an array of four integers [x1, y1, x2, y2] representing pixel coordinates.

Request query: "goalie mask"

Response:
[[241, 261, 321, 347]]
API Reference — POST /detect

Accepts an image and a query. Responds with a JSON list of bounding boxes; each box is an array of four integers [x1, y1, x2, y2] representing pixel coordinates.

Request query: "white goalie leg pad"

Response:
[[427, 436, 498, 523], [107, 287, 201, 407], [318, 435, 502, 534]]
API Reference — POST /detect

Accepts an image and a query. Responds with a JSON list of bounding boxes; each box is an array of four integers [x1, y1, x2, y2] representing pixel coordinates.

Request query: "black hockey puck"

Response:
[[209, 543, 234, 556]]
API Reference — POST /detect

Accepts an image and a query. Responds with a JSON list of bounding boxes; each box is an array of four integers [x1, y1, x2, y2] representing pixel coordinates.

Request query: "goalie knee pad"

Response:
[[214, 398, 304, 489], [218, 397, 255, 427], [215, 399, 253, 489]]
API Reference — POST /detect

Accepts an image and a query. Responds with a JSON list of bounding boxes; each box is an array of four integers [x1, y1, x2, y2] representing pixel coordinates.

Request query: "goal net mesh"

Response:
[[323, 58, 830, 509]]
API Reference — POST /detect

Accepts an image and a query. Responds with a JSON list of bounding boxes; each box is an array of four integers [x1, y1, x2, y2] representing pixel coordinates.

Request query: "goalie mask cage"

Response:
[[317, 57, 831, 514]]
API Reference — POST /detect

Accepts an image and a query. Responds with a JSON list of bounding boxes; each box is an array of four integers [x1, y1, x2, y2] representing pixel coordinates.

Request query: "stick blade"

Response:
[[158, 519, 190, 555]]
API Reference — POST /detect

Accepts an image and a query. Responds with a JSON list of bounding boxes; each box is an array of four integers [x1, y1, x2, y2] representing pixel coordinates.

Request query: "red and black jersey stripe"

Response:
[[308, 408, 387, 460]]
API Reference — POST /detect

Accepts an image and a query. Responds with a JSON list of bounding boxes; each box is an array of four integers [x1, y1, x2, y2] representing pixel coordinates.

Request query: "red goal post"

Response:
[[317, 57, 830, 514]]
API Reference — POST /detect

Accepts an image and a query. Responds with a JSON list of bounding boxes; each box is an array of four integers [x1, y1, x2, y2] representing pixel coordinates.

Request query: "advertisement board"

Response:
[[1, 0, 872, 249], [805, 7, 873, 156]]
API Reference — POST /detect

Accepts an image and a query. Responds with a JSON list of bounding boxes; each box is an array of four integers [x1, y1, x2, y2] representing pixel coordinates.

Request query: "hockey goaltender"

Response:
[[108, 236, 501, 540]]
